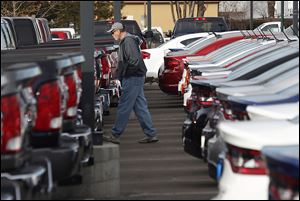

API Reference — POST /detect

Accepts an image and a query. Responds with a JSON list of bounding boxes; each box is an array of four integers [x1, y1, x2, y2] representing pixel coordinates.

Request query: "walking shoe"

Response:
[[138, 136, 159, 144], [103, 134, 120, 144]]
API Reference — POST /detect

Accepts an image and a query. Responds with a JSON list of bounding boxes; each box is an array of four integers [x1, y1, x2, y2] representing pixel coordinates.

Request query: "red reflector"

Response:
[[227, 144, 267, 175], [142, 51, 151, 59], [1, 94, 22, 154], [34, 81, 62, 132]]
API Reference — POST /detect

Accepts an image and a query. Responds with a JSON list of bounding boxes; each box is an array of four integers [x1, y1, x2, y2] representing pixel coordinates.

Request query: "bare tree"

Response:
[[267, 1, 276, 18], [255, 1, 268, 19], [170, 1, 207, 22], [219, 1, 247, 20]]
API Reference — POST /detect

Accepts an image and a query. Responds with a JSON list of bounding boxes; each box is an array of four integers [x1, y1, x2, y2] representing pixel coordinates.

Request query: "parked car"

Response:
[[159, 33, 244, 94], [167, 17, 229, 39], [1, 63, 53, 199], [214, 117, 299, 200], [179, 35, 276, 105], [262, 144, 299, 200], [255, 21, 282, 33], [142, 32, 210, 78], [182, 41, 299, 180]]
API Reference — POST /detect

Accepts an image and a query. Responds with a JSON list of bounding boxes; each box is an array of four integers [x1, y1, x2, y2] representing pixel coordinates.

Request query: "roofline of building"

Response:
[[123, 1, 220, 5]]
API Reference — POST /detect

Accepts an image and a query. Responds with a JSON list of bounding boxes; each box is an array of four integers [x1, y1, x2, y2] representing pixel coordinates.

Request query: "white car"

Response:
[[142, 33, 209, 78], [214, 118, 299, 200], [247, 102, 299, 121]]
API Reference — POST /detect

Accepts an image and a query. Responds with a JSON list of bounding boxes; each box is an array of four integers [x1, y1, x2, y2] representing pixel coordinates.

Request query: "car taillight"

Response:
[[142, 51, 151, 59], [226, 143, 267, 175], [101, 56, 110, 75], [141, 41, 147, 50], [197, 97, 214, 107], [34, 81, 62, 132], [1, 94, 23, 153], [269, 172, 299, 200], [64, 74, 78, 119], [221, 101, 234, 121], [165, 57, 180, 70], [76, 65, 83, 81]]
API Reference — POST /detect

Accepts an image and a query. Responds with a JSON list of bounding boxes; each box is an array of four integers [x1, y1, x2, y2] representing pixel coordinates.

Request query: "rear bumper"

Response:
[[159, 70, 182, 95], [31, 136, 80, 183], [1, 157, 53, 200], [62, 124, 93, 165], [1, 151, 30, 172]]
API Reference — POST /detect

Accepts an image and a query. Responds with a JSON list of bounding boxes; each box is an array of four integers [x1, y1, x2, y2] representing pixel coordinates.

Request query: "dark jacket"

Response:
[[117, 33, 147, 80]]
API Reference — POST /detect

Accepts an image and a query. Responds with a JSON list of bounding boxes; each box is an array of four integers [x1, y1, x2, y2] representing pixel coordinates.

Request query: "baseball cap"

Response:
[[107, 22, 124, 33]]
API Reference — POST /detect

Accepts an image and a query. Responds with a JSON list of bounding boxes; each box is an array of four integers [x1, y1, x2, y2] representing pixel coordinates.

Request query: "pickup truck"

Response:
[[1, 16, 120, 199], [168, 17, 229, 39], [254, 22, 282, 33]]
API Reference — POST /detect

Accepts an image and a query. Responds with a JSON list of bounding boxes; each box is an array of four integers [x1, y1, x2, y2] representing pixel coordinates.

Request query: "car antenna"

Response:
[[290, 26, 299, 39], [268, 29, 284, 43], [281, 29, 297, 43]]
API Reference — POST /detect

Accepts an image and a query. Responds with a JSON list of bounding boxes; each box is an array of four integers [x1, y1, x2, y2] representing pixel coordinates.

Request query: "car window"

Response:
[[261, 24, 280, 32], [146, 30, 164, 48], [173, 18, 228, 38], [14, 19, 38, 46]]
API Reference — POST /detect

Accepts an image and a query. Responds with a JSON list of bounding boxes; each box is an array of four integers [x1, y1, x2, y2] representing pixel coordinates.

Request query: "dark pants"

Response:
[[112, 76, 156, 137]]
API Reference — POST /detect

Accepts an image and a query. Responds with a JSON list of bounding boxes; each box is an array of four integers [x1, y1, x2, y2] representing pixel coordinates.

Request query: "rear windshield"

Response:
[[95, 21, 143, 38], [173, 18, 228, 37], [14, 19, 38, 46]]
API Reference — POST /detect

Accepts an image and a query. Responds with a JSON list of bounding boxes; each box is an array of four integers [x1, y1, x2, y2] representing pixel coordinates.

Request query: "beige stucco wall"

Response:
[[122, 2, 219, 33]]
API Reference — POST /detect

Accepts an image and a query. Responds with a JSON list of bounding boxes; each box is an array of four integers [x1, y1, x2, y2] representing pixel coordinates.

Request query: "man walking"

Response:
[[104, 22, 158, 144]]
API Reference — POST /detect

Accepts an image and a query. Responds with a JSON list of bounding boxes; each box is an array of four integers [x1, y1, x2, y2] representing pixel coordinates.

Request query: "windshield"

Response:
[[94, 21, 143, 38], [173, 18, 228, 37]]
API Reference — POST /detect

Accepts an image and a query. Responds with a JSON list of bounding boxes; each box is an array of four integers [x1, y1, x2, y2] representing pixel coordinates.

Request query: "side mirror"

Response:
[[144, 30, 154, 38], [165, 30, 172, 38]]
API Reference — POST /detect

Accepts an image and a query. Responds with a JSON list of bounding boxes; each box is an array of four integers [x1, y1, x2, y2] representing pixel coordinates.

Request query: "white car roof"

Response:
[[247, 102, 299, 121], [219, 120, 299, 150]]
